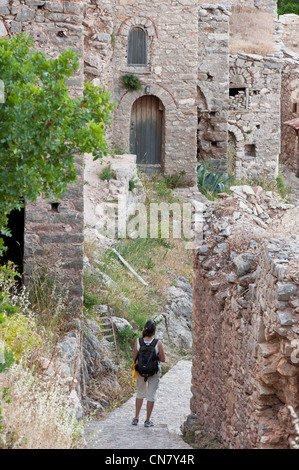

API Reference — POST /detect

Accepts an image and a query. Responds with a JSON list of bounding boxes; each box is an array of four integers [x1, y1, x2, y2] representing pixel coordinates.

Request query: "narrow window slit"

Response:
[[51, 202, 60, 213]]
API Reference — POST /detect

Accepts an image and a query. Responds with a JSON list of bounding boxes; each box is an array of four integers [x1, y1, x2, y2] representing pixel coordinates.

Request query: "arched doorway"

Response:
[[130, 95, 164, 167]]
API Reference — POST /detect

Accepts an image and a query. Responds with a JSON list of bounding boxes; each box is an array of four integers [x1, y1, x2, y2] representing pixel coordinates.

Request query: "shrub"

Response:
[[121, 74, 142, 92], [1, 313, 43, 362], [197, 164, 233, 200], [99, 165, 116, 181], [164, 171, 186, 189], [0, 363, 83, 448], [278, 0, 299, 15]]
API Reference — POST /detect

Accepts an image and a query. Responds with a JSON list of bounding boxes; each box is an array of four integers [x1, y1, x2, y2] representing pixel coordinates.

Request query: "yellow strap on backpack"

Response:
[[131, 361, 139, 381]]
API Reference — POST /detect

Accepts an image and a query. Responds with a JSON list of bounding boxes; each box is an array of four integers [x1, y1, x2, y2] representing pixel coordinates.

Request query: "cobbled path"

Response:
[[84, 360, 193, 449]]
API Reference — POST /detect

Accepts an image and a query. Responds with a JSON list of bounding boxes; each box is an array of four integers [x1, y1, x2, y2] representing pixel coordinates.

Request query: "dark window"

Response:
[[245, 144, 256, 157], [293, 103, 298, 113], [128, 27, 147, 66], [229, 87, 246, 97], [51, 202, 60, 213]]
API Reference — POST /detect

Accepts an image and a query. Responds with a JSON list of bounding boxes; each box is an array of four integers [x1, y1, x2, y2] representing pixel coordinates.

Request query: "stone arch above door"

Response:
[[119, 84, 177, 110]]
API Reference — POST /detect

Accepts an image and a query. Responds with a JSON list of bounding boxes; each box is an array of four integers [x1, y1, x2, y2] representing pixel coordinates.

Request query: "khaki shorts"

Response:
[[136, 371, 161, 402]]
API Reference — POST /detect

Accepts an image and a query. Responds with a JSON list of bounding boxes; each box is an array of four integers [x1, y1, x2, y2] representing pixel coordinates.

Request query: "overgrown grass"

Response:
[[83, 176, 193, 364], [99, 165, 116, 181], [227, 168, 292, 202], [229, 6, 274, 56], [0, 263, 83, 448]]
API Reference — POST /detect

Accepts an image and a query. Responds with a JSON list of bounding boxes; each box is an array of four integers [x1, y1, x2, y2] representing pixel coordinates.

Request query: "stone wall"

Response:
[[199, 0, 278, 17], [197, 5, 230, 170], [111, 0, 198, 185], [187, 188, 299, 449], [281, 57, 299, 174], [280, 14, 299, 51], [228, 53, 281, 180], [83, 1, 114, 90], [24, 155, 84, 314]]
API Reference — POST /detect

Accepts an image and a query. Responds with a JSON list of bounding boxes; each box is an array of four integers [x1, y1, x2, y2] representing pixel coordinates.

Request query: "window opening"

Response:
[[128, 27, 147, 66], [51, 202, 60, 213], [245, 144, 256, 157]]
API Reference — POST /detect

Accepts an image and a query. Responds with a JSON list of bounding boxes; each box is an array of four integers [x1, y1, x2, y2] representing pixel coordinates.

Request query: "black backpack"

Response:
[[136, 338, 159, 382]]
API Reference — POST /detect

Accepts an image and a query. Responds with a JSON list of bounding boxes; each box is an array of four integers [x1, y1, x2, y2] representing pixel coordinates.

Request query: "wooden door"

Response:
[[130, 95, 163, 165]]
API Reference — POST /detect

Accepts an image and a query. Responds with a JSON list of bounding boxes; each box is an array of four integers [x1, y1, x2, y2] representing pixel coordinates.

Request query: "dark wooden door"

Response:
[[130, 95, 163, 165]]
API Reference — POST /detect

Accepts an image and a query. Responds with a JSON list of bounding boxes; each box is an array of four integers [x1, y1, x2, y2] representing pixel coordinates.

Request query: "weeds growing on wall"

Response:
[[121, 74, 142, 92], [99, 165, 116, 182]]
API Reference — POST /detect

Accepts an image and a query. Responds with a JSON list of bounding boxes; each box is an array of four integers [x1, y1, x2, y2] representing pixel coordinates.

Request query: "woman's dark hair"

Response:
[[142, 319, 156, 338]]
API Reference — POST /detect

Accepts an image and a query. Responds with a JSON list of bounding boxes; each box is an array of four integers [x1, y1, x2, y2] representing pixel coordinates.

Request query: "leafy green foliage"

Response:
[[121, 74, 142, 91], [197, 163, 233, 200], [0, 262, 43, 363], [0, 34, 114, 254], [278, 0, 299, 15], [115, 326, 138, 366]]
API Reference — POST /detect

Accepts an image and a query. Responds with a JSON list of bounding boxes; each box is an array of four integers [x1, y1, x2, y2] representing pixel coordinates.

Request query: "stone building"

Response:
[[1, 0, 299, 448], [279, 14, 299, 176], [0, 0, 291, 283]]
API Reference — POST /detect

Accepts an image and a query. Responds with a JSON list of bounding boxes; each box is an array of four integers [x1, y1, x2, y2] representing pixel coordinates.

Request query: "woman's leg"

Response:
[[134, 375, 147, 421], [145, 372, 160, 423], [146, 400, 154, 421], [135, 398, 143, 419]]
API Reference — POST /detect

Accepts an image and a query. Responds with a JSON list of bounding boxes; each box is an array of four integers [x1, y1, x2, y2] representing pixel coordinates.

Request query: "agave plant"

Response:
[[197, 163, 233, 200]]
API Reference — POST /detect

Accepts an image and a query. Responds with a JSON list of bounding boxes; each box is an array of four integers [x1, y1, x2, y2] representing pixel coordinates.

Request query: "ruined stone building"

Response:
[[1, 0, 299, 449], [0, 0, 295, 285]]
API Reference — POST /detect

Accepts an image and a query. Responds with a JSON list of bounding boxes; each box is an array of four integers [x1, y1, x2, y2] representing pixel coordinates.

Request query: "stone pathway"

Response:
[[84, 360, 193, 449]]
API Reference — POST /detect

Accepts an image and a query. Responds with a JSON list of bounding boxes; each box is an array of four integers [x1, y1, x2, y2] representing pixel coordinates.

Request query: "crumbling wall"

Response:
[[280, 14, 299, 51], [229, 54, 281, 181], [281, 58, 299, 174], [197, 5, 229, 170], [187, 187, 299, 449], [199, 0, 278, 17], [83, 0, 114, 90]]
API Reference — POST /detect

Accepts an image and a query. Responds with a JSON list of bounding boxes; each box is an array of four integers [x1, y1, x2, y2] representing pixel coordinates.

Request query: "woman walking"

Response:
[[132, 319, 165, 427]]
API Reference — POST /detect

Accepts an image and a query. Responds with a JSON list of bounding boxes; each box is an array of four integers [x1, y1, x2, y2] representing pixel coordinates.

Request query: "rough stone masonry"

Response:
[[1, 0, 299, 447], [187, 186, 299, 449]]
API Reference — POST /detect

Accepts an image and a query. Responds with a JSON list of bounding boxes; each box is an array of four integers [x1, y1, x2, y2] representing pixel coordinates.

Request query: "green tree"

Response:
[[278, 0, 299, 15], [0, 34, 114, 255]]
